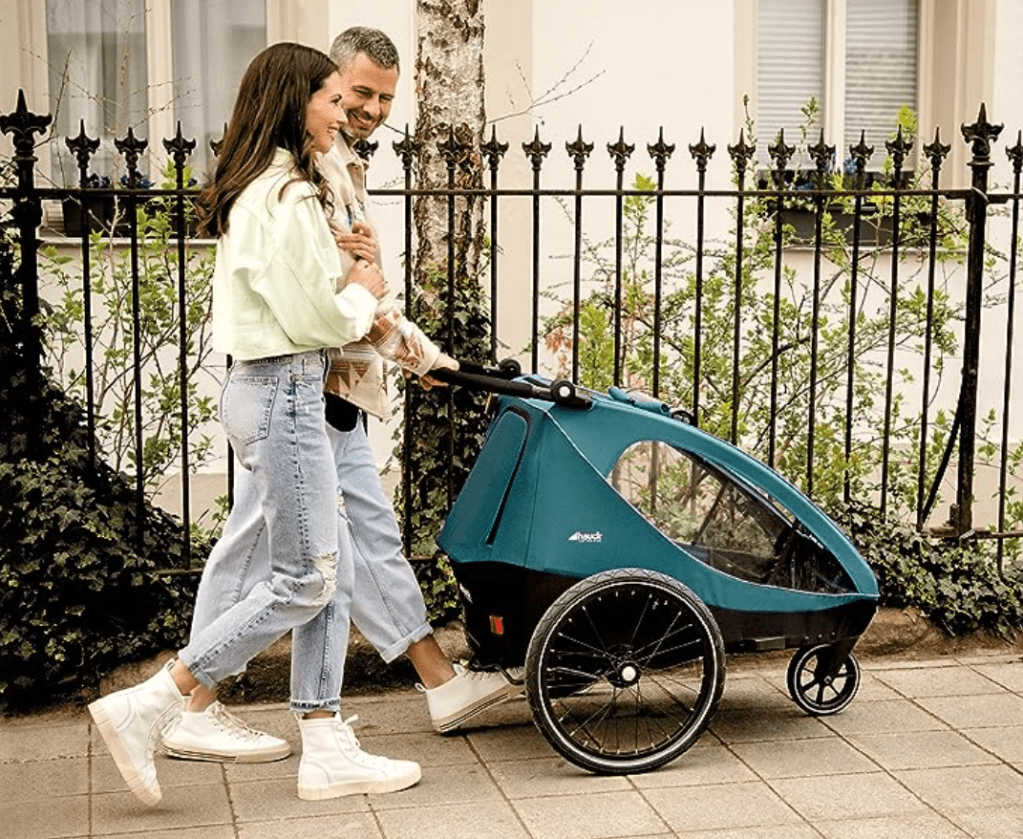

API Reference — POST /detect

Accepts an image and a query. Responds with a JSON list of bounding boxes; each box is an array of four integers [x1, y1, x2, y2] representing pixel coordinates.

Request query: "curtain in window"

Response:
[[755, 0, 826, 165], [171, 0, 266, 181], [844, 0, 918, 155], [46, 0, 148, 183]]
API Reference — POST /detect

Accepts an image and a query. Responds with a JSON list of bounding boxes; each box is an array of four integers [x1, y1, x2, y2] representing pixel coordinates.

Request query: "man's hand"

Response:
[[335, 221, 378, 263], [418, 353, 458, 390]]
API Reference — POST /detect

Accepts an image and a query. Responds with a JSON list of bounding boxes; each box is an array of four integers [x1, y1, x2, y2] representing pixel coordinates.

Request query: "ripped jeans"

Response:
[[179, 350, 353, 713]]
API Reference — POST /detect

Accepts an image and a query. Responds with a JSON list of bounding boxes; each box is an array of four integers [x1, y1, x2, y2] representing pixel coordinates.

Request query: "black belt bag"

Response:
[[324, 393, 360, 432]]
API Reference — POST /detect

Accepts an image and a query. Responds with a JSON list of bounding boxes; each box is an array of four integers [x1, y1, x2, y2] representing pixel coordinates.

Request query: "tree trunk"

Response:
[[413, 0, 486, 320], [397, 1, 491, 597]]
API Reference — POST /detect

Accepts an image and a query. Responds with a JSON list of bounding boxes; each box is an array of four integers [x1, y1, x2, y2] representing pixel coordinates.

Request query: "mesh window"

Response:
[[610, 441, 854, 594]]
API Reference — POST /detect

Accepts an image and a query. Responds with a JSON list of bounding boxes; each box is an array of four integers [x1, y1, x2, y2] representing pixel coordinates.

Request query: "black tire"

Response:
[[786, 644, 861, 716], [525, 568, 725, 775]]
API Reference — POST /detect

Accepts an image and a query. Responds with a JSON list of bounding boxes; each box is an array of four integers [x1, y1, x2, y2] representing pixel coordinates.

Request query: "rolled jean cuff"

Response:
[[176, 652, 216, 691], [377, 622, 433, 664], [290, 698, 342, 714]]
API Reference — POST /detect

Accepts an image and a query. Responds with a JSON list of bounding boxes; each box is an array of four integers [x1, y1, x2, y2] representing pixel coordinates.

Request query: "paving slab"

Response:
[[641, 780, 803, 833], [872, 664, 1010, 697], [915, 692, 1023, 729], [513, 790, 670, 839], [375, 800, 531, 839], [769, 771, 933, 822], [729, 736, 879, 778], [814, 812, 972, 839], [238, 813, 383, 839], [847, 729, 999, 770]]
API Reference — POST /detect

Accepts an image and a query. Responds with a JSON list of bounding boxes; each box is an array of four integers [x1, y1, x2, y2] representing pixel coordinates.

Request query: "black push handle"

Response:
[[430, 359, 592, 409]]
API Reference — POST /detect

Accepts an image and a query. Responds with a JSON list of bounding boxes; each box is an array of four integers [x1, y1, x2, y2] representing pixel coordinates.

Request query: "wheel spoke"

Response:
[[631, 609, 685, 662], [627, 590, 654, 648], [582, 604, 609, 659], [558, 688, 619, 748], [629, 682, 683, 744], [555, 630, 610, 659], [632, 621, 702, 664]]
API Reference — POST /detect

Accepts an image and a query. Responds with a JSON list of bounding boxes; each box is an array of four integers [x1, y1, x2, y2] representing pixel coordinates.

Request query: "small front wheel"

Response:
[[786, 644, 860, 716], [526, 568, 725, 775]]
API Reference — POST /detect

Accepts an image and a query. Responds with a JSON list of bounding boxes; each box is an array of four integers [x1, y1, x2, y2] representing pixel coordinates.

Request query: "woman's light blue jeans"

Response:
[[179, 351, 354, 714], [188, 402, 430, 714]]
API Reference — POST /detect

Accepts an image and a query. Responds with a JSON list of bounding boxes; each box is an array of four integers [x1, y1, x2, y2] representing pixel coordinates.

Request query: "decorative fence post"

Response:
[[957, 104, 1003, 537], [0, 90, 50, 454]]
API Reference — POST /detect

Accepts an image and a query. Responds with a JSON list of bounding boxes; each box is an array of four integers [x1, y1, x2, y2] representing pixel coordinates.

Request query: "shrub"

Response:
[[1, 227, 203, 711], [838, 502, 1023, 638], [0, 369, 203, 711]]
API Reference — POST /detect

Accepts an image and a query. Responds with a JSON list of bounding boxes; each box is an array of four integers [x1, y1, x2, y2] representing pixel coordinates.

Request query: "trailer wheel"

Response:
[[525, 568, 725, 775], [786, 644, 860, 716]]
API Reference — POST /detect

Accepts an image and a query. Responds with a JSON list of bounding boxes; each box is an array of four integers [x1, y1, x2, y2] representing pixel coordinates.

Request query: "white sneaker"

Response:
[[419, 663, 521, 733], [162, 701, 291, 763], [88, 660, 185, 806], [297, 714, 421, 800]]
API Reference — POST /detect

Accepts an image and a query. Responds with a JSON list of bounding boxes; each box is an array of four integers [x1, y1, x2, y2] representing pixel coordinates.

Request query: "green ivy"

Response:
[[837, 502, 1023, 638], [1, 235, 204, 712], [394, 260, 492, 622]]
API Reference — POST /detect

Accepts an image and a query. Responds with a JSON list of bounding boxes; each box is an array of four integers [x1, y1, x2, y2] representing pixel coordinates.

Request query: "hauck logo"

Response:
[[568, 531, 603, 544]]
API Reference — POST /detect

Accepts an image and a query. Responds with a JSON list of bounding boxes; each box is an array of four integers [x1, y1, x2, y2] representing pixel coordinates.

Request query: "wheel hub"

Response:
[[608, 660, 642, 688]]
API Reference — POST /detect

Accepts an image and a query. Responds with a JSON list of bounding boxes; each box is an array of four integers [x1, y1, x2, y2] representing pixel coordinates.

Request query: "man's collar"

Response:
[[334, 133, 364, 169]]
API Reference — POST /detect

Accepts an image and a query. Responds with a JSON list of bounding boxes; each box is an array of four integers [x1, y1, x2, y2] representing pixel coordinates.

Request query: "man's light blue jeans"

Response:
[[180, 351, 354, 714], [188, 401, 431, 713]]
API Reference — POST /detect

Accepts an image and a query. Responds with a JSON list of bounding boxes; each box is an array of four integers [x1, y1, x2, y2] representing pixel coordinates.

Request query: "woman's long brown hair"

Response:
[[196, 42, 336, 239]]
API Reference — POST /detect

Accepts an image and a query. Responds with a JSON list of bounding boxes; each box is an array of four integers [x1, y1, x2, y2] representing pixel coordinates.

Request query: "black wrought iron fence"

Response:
[[2, 91, 1021, 573]]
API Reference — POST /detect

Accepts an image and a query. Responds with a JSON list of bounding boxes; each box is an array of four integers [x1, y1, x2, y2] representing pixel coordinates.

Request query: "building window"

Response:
[[44, 0, 265, 184], [756, 0, 919, 169], [46, 0, 149, 180], [170, 2, 266, 177]]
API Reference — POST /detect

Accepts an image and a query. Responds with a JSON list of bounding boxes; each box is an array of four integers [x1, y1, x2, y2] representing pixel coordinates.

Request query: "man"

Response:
[[318, 25, 521, 730], [161, 28, 519, 769]]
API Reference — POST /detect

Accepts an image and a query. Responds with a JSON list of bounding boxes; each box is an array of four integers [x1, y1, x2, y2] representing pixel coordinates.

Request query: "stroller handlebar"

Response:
[[430, 360, 593, 409]]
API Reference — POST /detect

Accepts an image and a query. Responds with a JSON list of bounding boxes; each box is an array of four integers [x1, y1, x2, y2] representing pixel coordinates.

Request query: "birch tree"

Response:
[[412, 0, 487, 289], [398, 1, 491, 605]]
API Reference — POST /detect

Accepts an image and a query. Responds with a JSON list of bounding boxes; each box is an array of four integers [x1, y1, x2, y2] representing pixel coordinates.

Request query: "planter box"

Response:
[[781, 205, 895, 247]]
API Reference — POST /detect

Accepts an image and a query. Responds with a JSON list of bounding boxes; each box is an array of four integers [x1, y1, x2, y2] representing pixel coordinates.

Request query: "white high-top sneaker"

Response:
[[88, 660, 186, 806], [420, 663, 522, 733], [297, 714, 421, 800], [162, 701, 291, 762]]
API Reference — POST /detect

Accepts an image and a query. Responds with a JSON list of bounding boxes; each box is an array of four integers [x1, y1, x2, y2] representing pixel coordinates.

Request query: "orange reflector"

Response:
[[489, 615, 505, 635]]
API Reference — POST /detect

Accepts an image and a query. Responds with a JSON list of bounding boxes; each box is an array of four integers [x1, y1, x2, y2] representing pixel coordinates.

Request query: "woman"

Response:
[[87, 42, 420, 807]]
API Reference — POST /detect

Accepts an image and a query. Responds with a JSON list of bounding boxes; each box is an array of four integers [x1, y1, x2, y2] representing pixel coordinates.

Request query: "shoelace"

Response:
[[209, 702, 264, 742], [333, 715, 393, 769]]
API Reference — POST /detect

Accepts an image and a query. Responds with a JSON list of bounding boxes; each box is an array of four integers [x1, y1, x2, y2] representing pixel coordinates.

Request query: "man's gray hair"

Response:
[[329, 27, 400, 74]]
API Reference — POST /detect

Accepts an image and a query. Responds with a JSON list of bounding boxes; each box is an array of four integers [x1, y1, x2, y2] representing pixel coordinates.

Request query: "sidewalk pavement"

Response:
[[2, 648, 1021, 839]]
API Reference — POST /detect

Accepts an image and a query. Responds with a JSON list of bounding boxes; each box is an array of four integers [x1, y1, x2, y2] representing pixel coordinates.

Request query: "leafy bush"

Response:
[[1, 229, 203, 711], [838, 502, 1023, 638], [38, 180, 218, 502], [393, 260, 493, 622]]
